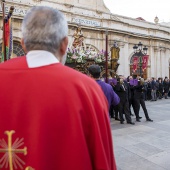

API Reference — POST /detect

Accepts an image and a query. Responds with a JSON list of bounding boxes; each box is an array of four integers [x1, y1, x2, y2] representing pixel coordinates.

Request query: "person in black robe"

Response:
[[133, 78, 153, 122], [114, 77, 135, 125]]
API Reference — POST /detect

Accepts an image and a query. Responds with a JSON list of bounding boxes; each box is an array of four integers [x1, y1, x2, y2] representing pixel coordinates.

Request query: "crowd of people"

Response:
[[141, 77, 170, 101], [88, 66, 156, 125], [105, 75, 170, 124]]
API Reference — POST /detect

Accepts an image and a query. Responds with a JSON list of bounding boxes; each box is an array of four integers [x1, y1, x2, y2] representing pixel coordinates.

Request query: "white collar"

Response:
[[26, 50, 59, 68]]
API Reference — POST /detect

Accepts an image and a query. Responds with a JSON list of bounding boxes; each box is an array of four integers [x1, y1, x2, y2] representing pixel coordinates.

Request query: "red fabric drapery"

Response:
[[133, 56, 138, 72], [142, 55, 149, 71]]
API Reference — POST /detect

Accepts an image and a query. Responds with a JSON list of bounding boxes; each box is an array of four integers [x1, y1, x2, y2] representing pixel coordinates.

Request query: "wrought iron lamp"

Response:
[[133, 42, 148, 54]]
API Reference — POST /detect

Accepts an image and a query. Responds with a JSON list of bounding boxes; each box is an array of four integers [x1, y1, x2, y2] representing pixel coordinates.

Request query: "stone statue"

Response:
[[110, 45, 120, 59], [72, 26, 84, 48], [110, 43, 120, 73]]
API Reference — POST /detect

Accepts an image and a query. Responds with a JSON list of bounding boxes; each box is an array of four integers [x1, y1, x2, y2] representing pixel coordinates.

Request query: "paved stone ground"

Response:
[[111, 98, 170, 170]]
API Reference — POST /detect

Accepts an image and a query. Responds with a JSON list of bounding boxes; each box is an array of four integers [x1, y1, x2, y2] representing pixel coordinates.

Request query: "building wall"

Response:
[[1, 0, 170, 78]]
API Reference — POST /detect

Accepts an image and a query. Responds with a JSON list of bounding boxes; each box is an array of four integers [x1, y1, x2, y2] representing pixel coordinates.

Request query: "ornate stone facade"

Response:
[[1, 0, 170, 78]]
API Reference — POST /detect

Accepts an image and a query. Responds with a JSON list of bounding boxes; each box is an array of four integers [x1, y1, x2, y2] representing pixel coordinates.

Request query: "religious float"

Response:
[[66, 26, 120, 79]]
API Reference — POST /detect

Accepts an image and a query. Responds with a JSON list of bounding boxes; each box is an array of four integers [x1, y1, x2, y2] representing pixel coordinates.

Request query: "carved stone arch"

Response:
[[85, 44, 99, 52]]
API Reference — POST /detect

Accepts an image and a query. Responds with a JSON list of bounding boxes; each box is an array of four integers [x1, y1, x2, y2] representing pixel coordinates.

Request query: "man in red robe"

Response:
[[0, 6, 117, 170]]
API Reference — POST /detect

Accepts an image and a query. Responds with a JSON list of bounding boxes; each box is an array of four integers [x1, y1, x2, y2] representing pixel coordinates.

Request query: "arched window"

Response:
[[0, 41, 25, 61], [85, 44, 99, 52], [13, 42, 25, 57]]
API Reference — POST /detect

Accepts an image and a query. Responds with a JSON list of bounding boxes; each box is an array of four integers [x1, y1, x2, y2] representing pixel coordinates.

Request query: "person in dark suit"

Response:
[[163, 77, 170, 99], [114, 77, 135, 125], [133, 78, 153, 122], [158, 78, 163, 99], [151, 77, 157, 101], [147, 79, 152, 100]]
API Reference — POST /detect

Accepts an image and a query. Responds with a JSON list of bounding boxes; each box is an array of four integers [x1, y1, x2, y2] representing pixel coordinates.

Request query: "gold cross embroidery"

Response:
[[0, 130, 27, 170]]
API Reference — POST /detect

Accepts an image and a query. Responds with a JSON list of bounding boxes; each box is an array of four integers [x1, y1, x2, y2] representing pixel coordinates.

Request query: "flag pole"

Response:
[[6, 6, 14, 60], [2, 0, 6, 61], [105, 30, 108, 83]]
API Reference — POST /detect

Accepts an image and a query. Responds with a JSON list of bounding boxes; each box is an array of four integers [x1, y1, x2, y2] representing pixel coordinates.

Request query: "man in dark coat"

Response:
[[133, 78, 153, 122], [163, 77, 170, 99], [158, 78, 163, 99], [114, 77, 135, 125], [151, 77, 157, 101]]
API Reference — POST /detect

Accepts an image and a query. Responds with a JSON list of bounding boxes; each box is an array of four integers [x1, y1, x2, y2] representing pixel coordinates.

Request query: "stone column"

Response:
[[149, 46, 155, 78], [124, 42, 130, 77], [154, 47, 160, 78], [165, 49, 170, 78], [160, 48, 166, 78], [157, 48, 161, 78], [117, 42, 127, 76]]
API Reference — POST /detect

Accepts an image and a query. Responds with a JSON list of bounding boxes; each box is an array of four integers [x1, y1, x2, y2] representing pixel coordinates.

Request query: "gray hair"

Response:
[[22, 6, 68, 54]]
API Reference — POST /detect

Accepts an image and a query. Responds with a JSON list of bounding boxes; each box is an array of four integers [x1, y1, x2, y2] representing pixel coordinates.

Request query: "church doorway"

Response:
[[130, 55, 147, 80]]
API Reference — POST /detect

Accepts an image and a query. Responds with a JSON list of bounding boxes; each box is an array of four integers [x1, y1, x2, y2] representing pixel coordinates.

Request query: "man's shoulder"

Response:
[[97, 80, 111, 87], [101, 81, 113, 90], [0, 56, 26, 69], [105, 82, 112, 89]]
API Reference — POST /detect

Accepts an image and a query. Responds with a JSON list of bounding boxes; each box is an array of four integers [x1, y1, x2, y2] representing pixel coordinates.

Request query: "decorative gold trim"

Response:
[[0, 130, 32, 170]]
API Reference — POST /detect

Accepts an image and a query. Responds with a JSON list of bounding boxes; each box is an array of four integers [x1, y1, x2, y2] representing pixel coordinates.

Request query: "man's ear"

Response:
[[59, 37, 68, 56], [21, 38, 27, 54]]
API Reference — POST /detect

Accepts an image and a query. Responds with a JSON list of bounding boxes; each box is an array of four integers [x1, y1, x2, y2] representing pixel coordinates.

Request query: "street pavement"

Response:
[[111, 98, 170, 170]]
